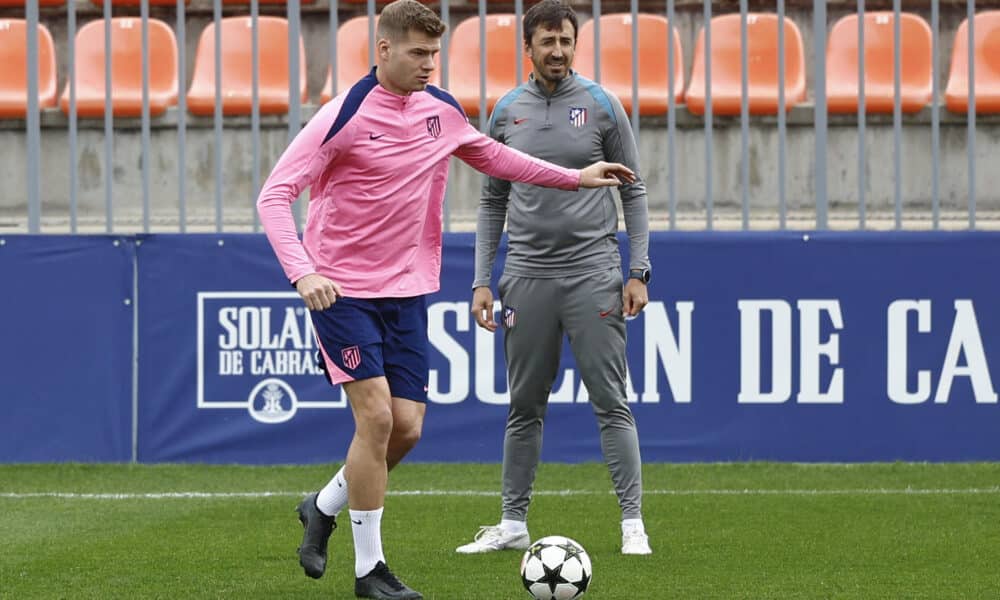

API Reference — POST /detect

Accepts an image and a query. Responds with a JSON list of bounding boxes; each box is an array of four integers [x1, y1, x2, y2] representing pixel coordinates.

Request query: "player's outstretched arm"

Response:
[[578, 161, 636, 188], [455, 126, 633, 192]]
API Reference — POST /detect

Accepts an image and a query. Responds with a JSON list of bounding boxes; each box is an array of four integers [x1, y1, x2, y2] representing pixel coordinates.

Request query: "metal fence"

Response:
[[10, 0, 995, 233]]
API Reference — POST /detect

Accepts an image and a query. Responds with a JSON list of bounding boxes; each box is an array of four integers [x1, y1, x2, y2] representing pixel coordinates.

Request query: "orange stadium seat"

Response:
[[945, 11, 1000, 114], [187, 16, 307, 116], [827, 12, 933, 114], [448, 14, 533, 117], [0, 0, 64, 5], [219, 0, 312, 5], [321, 15, 441, 103], [574, 13, 684, 116], [0, 20, 56, 118], [59, 18, 178, 118], [88, 0, 189, 6], [686, 13, 806, 115], [335, 0, 430, 4]]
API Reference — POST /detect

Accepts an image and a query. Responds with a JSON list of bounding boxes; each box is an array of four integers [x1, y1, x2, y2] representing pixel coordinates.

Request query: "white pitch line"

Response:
[[1, 487, 1000, 500]]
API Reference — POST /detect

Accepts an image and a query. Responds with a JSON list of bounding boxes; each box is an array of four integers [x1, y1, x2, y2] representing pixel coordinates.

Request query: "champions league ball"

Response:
[[519, 535, 592, 600]]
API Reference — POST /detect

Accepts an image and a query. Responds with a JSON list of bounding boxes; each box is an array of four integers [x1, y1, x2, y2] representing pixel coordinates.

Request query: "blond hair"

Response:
[[378, 0, 447, 41]]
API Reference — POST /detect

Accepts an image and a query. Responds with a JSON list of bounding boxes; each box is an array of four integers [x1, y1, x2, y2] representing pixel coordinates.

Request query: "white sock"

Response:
[[622, 518, 645, 536], [350, 508, 385, 578], [500, 519, 528, 535], [316, 467, 348, 517]]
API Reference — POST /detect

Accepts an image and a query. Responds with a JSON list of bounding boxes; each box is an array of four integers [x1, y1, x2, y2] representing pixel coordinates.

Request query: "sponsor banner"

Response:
[[135, 232, 1000, 463], [0, 236, 134, 462], [6, 232, 1000, 463], [136, 235, 356, 463]]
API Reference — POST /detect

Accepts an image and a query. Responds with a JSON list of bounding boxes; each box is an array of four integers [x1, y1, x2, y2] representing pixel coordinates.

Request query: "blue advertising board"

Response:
[[3, 232, 1000, 463], [135, 232, 1000, 463], [0, 236, 134, 462]]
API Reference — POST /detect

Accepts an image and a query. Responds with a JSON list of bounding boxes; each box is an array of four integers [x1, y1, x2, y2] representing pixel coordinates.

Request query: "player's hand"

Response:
[[579, 161, 636, 188], [622, 278, 648, 317], [295, 273, 343, 311], [471, 286, 498, 332]]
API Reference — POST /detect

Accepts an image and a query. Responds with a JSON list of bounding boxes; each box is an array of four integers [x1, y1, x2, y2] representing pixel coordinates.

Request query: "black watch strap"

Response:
[[628, 268, 650, 284]]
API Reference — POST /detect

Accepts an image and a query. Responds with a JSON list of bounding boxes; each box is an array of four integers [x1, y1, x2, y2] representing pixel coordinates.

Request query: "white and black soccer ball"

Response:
[[519, 535, 592, 600]]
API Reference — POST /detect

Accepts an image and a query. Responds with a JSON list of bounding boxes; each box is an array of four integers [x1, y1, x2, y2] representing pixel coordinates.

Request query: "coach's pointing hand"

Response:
[[295, 273, 343, 311], [578, 161, 636, 188]]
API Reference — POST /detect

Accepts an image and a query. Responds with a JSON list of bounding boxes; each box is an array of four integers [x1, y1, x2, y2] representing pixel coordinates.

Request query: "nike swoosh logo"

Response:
[[351, 519, 362, 525], [369, 133, 386, 140], [599, 308, 614, 318], [513, 118, 527, 125]]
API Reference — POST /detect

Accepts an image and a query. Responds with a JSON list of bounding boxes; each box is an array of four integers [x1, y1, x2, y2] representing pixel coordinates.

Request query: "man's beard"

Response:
[[539, 61, 567, 84]]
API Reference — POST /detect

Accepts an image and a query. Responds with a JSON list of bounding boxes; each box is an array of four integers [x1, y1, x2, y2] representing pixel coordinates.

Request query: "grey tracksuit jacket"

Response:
[[473, 72, 650, 287]]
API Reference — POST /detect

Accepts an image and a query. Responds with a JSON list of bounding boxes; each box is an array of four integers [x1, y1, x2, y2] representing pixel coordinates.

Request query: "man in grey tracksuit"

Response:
[[455, 0, 653, 556]]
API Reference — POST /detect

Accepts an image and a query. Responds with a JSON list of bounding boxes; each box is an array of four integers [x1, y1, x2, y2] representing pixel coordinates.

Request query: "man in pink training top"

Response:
[[257, 1, 632, 598]]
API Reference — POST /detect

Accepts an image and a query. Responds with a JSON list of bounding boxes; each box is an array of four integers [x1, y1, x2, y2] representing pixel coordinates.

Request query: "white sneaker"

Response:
[[622, 531, 652, 555], [455, 525, 531, 554]]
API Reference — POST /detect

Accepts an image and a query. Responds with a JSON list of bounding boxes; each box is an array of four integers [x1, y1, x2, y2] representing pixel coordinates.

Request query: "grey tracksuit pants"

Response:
[[498, 267, 643, 522]]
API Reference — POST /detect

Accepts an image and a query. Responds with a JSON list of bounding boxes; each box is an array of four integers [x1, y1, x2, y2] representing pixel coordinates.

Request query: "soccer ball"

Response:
[[519, 535, 592, 600]]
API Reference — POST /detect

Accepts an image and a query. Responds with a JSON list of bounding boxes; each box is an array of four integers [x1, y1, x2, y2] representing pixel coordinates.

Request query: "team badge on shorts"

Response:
[[426, 115, 441, 138], [341, 345, 362, 370], [569, 107, 587, 128], [502, 306, 517, 329]]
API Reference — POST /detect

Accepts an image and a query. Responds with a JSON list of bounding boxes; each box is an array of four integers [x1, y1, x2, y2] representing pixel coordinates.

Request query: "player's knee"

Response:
[[393, 420, 422, 452], [360, 406, 394, 443], [390, 403, 424, 450]]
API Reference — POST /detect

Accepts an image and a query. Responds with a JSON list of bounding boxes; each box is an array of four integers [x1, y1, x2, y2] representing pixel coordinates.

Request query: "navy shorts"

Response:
[[311, 295, 428, 403]]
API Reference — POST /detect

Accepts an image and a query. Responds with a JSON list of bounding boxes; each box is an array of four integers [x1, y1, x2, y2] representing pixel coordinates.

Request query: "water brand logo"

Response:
[[198, 292, 347, 424], [247, 379, 298, 424]]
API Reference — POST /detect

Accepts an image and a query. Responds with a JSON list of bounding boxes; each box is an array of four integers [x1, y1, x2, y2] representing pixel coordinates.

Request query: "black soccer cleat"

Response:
[[354, 561, 423, 600], [296, 492, 336, 579]]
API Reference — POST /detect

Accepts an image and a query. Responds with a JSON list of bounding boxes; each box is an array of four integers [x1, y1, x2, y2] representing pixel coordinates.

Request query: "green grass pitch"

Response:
[[2, 462, 1000, 599]]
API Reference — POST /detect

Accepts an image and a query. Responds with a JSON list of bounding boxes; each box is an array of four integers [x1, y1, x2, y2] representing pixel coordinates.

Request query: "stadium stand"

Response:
[[574, 13, 684, 115], [0, 19, 56, 117], [0, 0, 63, 5], [945, 10, 1000, 113], [826, 12, 933, 114], [220, 0, 314, 5], [88, 0, 190, 6], [186, 15, 308, 115], [685, 12, 806, 115], [59, 17, 178, 117], [447, 13, 533, 117], [5, 2, 1000, 231]]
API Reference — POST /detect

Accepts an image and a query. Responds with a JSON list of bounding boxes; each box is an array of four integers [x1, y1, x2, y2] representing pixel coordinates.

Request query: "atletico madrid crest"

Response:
[[569, 106, 587, 128], [502, 306, 517, 329], [426, 115, 441, 138], [341, 345, 361, 370]]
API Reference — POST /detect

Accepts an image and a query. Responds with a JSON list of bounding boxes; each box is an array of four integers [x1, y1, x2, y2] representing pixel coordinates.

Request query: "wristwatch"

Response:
[[628, 268, 651, 284]]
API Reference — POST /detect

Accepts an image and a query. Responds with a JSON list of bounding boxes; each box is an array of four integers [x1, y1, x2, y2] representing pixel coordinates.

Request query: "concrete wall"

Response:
[[2, 109, 997, 230]]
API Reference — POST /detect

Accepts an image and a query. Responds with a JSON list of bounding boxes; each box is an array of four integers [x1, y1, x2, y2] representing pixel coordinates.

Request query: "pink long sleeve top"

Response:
[[257, 68, 581, 298]]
